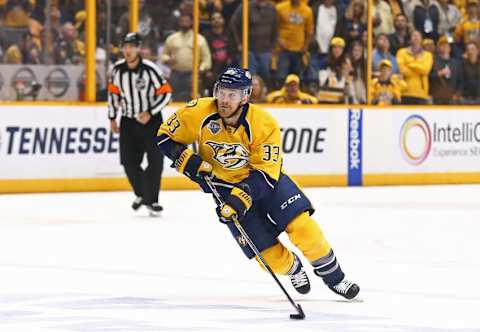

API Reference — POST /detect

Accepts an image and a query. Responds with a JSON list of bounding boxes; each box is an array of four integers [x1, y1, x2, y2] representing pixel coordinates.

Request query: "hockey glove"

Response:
[[217, 187, 253, 223], [175, 148, 212, 181]]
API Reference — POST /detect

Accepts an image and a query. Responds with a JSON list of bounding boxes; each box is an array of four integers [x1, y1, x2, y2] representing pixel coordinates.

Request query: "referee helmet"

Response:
[[122, 32, 142, 46]]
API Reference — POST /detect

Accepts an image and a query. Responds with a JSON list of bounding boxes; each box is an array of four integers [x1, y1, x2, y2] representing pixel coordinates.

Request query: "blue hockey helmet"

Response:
[[214, 67, 253, 100]]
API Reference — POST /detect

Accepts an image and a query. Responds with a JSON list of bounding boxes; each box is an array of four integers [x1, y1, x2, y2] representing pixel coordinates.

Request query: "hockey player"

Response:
[[156, 67, 360, 299]]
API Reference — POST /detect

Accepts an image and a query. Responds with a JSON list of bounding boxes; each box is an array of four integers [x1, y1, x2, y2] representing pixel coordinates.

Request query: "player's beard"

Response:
[[218, 101, 243, 126], [217, 99, 236, 116]]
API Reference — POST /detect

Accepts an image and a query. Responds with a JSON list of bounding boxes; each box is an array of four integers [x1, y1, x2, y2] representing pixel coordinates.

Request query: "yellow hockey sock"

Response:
[[286, 212, 332, 262], [256, 242, 294, 275]]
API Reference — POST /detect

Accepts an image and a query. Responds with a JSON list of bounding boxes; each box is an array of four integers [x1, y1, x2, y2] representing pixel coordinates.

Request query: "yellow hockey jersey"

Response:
[[371, 75, 406, 105], [157, 97, 282, 185], [455, 18, 480, 44]]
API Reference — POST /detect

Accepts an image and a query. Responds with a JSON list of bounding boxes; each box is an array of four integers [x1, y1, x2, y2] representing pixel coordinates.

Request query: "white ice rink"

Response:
[[1, 185, 480, 332]]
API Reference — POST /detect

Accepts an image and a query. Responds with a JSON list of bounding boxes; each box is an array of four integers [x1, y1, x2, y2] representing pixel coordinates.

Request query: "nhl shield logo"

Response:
[[208, 121, 221, 134], [135, 77, 146, 90]]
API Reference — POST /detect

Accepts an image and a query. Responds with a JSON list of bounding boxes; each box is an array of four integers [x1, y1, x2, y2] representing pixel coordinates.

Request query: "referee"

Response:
[[108, 32, 172, 216]]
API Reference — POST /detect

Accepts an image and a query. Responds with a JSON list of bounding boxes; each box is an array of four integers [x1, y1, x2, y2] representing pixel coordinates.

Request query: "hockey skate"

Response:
[[146, 203, 163, 217], [132, 197, 143, 211], [328, 278, 360, 300], [288, 254, 310, 294]]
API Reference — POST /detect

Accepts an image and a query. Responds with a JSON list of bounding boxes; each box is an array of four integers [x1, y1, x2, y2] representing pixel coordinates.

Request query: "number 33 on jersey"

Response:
[[157, 97, 282, 184]]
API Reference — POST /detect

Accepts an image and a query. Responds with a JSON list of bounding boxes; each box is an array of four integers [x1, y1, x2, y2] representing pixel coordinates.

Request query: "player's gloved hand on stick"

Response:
[[217, 187, 252, 223], [175, 148, 212, 181]]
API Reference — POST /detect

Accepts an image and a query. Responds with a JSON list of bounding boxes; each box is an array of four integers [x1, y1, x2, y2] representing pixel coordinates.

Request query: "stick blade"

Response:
[[289, 304, 306, 320]]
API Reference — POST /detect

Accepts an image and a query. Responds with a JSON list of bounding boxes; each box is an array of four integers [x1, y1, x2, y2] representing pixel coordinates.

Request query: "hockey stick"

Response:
[[203, 176, 306, 320]]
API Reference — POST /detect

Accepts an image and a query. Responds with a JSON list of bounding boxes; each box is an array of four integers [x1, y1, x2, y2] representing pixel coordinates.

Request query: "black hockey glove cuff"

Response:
[[175, 149, 212, 181]]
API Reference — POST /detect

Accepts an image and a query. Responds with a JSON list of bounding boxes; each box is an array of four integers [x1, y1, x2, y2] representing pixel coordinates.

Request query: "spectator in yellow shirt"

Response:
[[396, 30, 433, 104], [371, 59, 407, 105], [4, 45, 22, 64], [4, 31, 41, 64], [4, 0, 31, 27], [422, 38, 436, 54], [275, 0, 314, 86], [455, 0, 480, 47], [266, 74, 318, 104], [199, 0, 222, 30]]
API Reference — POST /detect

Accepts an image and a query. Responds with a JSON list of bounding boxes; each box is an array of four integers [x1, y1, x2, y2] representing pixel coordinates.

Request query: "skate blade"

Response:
[[347, 295, 363, 303], [148, 211, 162, 218]]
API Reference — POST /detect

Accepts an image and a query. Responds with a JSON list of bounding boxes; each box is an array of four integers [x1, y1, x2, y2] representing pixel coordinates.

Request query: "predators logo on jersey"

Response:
[[237, 235, 248, 247], [206, 141, 249, 169], [157, 97, 283, 184]]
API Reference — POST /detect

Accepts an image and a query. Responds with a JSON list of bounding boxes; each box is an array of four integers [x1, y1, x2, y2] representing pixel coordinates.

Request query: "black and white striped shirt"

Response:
[[108, 58, 172, 120]]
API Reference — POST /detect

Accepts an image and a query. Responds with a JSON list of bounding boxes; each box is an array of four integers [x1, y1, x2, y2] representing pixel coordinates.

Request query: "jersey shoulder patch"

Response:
[[186, 99, 198, 108]]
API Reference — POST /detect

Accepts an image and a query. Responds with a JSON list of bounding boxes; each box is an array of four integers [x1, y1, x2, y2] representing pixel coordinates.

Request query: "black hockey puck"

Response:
[[289, 304, 306, 320]]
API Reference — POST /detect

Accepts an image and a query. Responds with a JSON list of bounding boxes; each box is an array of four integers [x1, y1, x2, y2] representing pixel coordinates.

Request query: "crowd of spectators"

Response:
[[0, 0, 87, 65], [2, 0, 480, 104], [371, 0, 480, 104]]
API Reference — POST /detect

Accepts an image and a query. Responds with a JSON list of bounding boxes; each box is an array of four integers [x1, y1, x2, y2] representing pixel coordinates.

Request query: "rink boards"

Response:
[[1, 104, 480, 193]]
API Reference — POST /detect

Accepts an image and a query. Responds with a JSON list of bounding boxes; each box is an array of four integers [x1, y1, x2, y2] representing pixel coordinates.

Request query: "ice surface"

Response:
[[1, 185, 480, 332]]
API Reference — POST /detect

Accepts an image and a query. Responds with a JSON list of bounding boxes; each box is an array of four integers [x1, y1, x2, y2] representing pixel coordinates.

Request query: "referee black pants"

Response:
[[119, 116, 164, 205]]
